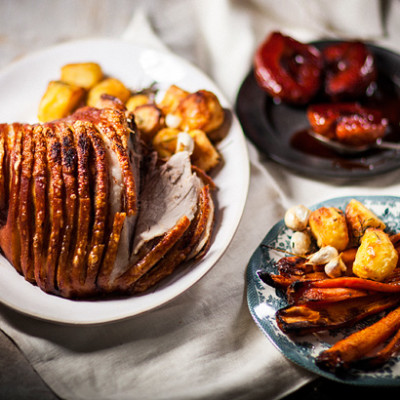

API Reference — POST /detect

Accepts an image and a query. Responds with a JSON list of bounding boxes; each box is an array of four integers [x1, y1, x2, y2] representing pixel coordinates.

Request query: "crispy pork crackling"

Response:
[[0, 104, 215, 299]]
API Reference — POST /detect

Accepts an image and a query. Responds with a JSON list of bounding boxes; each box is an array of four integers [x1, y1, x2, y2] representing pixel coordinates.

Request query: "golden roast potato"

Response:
[[38, 80, 85, 122], [152, 127, 179, 158], [189, 129, 221, 172], [133, 104, 164, 143], [87, 78, 131, 107], [176, 90, 224, 133], [158, 84, 189, 115], [309, 207, 349, 251], [60, 62, 103, 90], [353, 228, 398, 281], [126, 94, 151, 112], [345, 199, 386, 243]]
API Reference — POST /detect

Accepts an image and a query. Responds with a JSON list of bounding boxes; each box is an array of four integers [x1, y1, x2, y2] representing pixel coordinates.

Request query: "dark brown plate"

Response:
[[235, 41, 400, 181]]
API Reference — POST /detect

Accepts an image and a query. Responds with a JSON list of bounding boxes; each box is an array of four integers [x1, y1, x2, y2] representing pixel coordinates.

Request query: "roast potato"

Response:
[[133, 104, 164, 143], [152, 127, 179, 158], [345, 199, 386, 243], [176, 90, 224, 133], [152, 128, 220, 171], [189, 129, 220, 172], [309, 207, 349, 251], [87, 78, 131, 107], [126, 94, 151, 112], [38, 81, 85, 122], [353, 228, 398, 281], [158, 84, 189, 114], [93, 94, 126, 112], [60, 62, 103, 89]]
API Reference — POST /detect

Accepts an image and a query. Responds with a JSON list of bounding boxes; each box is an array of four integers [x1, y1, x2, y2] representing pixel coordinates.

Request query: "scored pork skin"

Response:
[[0, 101, 215, 299]]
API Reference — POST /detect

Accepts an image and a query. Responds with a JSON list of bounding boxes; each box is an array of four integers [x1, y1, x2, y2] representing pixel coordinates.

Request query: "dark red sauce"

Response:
[[290, 72, 400, 170]]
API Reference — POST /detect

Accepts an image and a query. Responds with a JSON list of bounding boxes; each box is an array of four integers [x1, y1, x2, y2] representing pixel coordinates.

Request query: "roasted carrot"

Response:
[[356, 326, 400, 369], [259, 271, 328, 290], [287, 287, 370, 305], [289, 277, 400, 295], [276, 293, 400, 335], [259, 273, 294, 289], [316, 304, 400, 372]]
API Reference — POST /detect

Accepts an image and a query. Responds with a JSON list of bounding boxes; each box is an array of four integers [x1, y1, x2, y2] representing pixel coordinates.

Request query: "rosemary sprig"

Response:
[[261, 244, 307, 258]]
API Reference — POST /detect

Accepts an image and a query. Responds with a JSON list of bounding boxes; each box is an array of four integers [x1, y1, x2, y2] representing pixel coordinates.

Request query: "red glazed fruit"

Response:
[[254, 31, 323, 105], [307, 103, 388, 146], [323, 41, 377, 100]]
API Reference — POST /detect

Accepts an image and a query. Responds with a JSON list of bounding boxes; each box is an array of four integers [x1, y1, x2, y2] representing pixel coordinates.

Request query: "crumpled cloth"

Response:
[[1, 1, 400, 399]]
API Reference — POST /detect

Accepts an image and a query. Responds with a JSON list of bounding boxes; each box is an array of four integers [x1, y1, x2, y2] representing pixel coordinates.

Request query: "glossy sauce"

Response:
[[290, 73, 400, 170], [290, 129, 374, 170]]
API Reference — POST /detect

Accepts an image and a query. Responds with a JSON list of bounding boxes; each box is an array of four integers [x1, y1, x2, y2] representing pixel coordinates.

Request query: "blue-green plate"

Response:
[[247, 195, 400, 386]]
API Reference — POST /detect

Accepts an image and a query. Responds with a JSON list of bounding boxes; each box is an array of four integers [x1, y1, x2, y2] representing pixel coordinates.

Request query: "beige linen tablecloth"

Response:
[[1, 1, 400, 399]]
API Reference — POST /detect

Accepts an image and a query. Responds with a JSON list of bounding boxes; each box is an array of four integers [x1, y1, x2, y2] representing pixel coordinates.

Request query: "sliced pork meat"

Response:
[[132, 151, 203, 258], [0, 101, 215, 299], [106, 150, 214, 292]]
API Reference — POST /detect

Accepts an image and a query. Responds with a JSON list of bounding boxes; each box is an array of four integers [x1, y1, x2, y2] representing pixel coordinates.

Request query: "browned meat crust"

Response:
[[0, 104, 215, 299], [19, 125, 35, 282]]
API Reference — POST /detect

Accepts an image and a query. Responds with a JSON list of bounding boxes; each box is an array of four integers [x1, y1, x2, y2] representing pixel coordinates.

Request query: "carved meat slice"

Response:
[[56, 123, 78, 296], [66, 107, 141, 281], [0, 124, 24, 274], [111, 215, 191, 292], [42, 124, 65, 294], [82, 121, 109, 293], [186, 184, 214, 261], [104, 151, 213, 294], [32, 125, 48, 290], [132, 151, 203, 258], [103, 150, 202, 286], [132, 184, 214, 293], [131, 217, 196, 294], [68, 121, 92, 295], [67, 106, 138, 215], [0, 103, 215, 299], [0, 124, 7, 214], [96, 211, 127, 292], [19, 125, 35, 282]]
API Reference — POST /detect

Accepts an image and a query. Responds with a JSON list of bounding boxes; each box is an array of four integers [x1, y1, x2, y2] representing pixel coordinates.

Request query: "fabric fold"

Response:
[[0, 1, 399, 399]]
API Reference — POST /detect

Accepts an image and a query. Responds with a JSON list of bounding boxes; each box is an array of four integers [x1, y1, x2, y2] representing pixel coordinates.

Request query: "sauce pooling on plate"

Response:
[[290, 71, 400, 170]]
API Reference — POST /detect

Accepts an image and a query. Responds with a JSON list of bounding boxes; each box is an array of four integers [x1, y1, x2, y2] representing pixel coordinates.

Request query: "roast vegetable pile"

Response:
[[259, 199, 400, 373]]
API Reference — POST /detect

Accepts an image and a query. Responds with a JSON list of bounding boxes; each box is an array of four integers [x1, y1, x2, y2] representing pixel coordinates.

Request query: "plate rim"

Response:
[[0, 38, 250, 325], [247, 194, 400, 386]]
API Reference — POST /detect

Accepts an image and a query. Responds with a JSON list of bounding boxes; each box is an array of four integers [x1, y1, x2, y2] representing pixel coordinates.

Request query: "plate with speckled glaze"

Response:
[[247, 195, 400, 385]]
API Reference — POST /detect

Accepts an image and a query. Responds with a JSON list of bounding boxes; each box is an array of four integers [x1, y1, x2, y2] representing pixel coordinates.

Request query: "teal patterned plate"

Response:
[[247, 195, 400, 385]]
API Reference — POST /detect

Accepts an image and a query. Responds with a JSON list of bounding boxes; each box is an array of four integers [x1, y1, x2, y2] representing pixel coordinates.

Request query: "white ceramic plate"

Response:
[[0, 39, 249, 324]]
